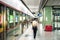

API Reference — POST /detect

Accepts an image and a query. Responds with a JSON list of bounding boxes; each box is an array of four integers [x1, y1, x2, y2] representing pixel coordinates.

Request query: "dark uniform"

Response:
[[32, 20, 38, 39]]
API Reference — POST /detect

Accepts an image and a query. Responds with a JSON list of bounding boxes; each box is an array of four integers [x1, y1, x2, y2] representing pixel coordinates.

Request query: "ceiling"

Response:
[[21, 0, 60, 14], [22, 0, 41, 13], [46, 0, 60, 6]]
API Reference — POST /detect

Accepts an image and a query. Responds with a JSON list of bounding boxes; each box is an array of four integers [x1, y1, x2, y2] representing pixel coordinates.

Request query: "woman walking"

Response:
[[32, 18, 39, 39]]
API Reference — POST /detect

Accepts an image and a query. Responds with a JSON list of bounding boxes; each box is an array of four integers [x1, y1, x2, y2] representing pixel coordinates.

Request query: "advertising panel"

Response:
[[9, 15, 14, 23]]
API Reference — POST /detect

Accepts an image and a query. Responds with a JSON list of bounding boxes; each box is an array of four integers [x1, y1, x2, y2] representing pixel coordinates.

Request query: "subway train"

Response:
[[0, 0, 34, 40]]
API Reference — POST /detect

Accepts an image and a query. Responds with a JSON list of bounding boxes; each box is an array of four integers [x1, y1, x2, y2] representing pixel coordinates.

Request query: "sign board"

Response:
[[37, 13, 42, 17]]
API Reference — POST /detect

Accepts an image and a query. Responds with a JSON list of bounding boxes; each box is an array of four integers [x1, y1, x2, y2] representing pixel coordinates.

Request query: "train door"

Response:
[[20, 13, 23, 33]]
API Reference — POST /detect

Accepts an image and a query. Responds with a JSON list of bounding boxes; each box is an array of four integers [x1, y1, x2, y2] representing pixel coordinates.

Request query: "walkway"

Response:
[[18, 24, 60, 40]]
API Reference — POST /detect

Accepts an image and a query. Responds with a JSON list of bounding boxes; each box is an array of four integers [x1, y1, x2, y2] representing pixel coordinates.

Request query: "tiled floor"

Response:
[[18, 24, 60, 40]]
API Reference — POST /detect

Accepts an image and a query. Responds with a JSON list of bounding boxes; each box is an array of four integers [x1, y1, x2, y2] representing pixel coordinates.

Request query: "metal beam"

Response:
[[20, 0, 32, 13], [39, 0, 48, 12], [38, 0, 43, 12]]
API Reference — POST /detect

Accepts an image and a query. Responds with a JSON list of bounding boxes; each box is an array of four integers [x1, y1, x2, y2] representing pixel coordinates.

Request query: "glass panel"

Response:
[[9, 9, 14, 23], [58, 22, 60, 27], [23, 14, 26, 21], [55, 16, 58, 21], [20, 14, 22, 22], [9, 9, 14, 28], [15, 11, 19, 26], [6, 8, 15, 40], [55, 22, 58, 28], [9, 15, 14, 23], [15, 12, 19, 22], [6, 8, 9, 29], [0, 4, 2, 13]]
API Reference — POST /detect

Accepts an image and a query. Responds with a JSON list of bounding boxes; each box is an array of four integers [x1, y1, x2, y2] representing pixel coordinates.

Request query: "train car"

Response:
[[0, 0, 34, 40]]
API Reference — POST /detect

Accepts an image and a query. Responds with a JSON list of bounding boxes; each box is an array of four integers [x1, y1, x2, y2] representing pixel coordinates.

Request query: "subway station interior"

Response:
[[0, 0, 60, 40]]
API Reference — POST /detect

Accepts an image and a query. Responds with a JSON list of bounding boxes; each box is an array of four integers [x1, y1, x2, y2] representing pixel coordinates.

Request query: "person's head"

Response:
[[33, 18, 38, 21]]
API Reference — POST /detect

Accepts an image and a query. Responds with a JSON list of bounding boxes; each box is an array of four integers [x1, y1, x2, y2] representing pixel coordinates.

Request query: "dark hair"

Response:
[[34, 18, 37, 20], [33, 18, 38, 21]]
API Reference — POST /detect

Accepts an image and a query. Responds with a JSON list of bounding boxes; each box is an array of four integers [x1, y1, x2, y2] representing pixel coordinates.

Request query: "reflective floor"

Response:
[[18, 24, 60, 40]]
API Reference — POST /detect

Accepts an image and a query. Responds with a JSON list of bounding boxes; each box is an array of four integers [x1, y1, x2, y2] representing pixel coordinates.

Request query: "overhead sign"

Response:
[[37, 13, 42, 17]]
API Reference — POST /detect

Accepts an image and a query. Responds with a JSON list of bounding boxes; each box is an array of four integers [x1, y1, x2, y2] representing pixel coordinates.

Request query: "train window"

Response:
[[9, 9, 14, 23], [0, 24, 2, 28], [0, 5, 1, 13], [0, 6, 1, 13], [9, 9, 14, 28], [23, 14, 26, 21], [13, 10, 18, 27], [6, 8, 14, 29], [0, 4, 2, 28], [15, 11, 19, 25], [20, 13, 23, 22], [0, 4, 1, 13], [9, 9, 13, 15]]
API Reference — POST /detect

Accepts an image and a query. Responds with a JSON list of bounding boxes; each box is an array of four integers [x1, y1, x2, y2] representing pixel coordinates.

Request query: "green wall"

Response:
[[43, 7, 52, 26]]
